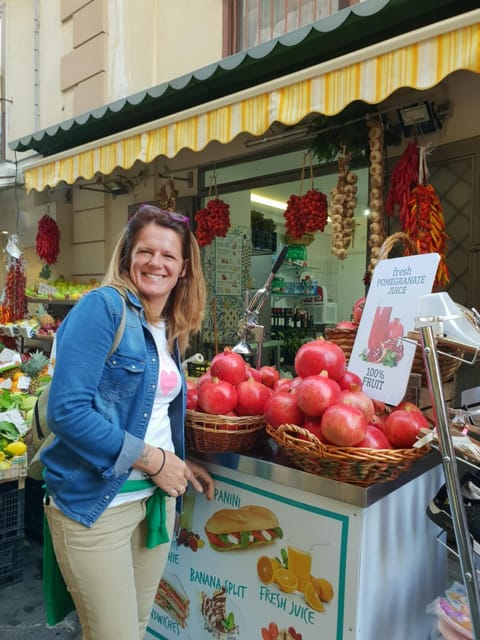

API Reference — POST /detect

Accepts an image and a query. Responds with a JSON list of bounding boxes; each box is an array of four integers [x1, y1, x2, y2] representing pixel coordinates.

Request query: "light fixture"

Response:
[[397, 101, 440, 136], [251, 193, 286, 210], [364, 208, 370, 216], [79, 175, 134, 197]]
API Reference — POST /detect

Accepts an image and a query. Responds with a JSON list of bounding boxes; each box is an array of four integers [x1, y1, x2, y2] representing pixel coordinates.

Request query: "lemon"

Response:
[[0, 451, 4, 462], [5, 441, 27, 457]]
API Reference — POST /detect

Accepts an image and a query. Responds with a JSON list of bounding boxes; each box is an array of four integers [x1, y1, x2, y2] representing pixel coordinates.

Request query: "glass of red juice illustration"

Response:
[[368, 306, 393, 350]]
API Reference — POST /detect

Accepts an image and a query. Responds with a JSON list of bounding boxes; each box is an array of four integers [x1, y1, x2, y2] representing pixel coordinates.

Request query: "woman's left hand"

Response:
[[185, 459, 215, 500]]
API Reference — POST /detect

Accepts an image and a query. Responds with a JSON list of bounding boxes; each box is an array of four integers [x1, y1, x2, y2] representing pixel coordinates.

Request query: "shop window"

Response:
[[224, 0, 363, 54]]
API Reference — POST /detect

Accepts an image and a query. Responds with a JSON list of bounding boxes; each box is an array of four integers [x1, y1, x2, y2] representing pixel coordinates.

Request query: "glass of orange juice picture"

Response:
[[287, 544, 312, 593]]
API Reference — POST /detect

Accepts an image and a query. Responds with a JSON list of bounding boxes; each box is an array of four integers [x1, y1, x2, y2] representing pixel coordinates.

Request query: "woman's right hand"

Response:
[[150, 449, 198, 497]]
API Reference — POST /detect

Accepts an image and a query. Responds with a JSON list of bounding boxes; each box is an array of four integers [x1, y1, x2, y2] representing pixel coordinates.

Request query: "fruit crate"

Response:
[[0, 481, 25, 543], [0, 537, 23, 588], [0, 455, 28, 482], [187, 361, 209, 378]]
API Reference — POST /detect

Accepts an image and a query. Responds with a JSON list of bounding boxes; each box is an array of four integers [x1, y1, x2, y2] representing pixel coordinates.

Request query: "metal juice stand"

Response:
[[145, 252, 454, 640]]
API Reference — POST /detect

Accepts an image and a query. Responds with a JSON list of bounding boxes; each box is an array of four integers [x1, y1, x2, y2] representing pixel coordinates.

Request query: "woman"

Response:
[[42, 204, 214, 639]]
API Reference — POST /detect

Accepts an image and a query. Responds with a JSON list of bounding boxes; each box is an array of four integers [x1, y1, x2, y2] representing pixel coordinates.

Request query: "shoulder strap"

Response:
[[108, 293, 127, 357]]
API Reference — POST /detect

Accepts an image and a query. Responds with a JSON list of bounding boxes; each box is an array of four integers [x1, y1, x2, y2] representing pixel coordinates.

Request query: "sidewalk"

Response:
[[0, 536, 81, 639]]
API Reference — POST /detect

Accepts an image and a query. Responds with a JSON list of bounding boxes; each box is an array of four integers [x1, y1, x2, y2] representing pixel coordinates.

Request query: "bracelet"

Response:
[[147, 447, 166, 477]]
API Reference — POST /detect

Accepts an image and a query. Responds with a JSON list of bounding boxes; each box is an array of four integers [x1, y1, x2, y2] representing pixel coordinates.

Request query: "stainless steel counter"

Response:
[[193, 440, 442, 508]]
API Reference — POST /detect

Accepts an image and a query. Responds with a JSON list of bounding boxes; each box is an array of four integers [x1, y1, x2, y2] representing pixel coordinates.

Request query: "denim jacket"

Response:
[[42, 286, 186, 527]]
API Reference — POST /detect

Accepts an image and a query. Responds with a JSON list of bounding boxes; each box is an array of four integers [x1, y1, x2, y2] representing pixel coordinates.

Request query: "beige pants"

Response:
[[44, 497, 175, 640]]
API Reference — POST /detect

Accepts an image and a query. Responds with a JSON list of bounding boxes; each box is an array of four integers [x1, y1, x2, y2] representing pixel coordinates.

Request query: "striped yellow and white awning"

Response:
[[24, 10, 480, 193]]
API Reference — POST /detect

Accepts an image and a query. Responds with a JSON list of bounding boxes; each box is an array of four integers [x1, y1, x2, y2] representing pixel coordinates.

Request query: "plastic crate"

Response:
[[0, 538, 23, 587], [0, 481, 24, 543], [187, 361, 209, 377]]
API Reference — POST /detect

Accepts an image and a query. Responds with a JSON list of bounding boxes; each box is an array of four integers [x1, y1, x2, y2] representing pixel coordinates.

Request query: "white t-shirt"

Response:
[[110, 321, 182, 507]]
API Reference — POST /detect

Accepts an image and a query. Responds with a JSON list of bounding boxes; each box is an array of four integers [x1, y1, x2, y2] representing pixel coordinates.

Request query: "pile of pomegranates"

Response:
[[186, 348, 279, 417], [264, 337, 429, 450], [186, 338, 430, 451]]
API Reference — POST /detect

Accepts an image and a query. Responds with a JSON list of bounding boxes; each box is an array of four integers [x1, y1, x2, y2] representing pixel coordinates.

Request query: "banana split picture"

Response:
[[204, 505, 283, 552]]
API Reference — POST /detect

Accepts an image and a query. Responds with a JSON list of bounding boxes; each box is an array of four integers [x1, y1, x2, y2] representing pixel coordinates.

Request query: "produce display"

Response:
[[26, 277, 99, 300], [194, 197, 231, 247], [0, 348, 51, 477], [186, 322, 430, 462], [283, 188, 328, 240]]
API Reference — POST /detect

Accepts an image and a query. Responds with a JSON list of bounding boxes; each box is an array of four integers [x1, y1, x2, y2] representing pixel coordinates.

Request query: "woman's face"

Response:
[[129, 222, 185, 314]]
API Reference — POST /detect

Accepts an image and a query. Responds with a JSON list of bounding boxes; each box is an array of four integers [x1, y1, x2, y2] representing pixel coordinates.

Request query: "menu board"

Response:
[[146, 469, 357, 640], [215, 236, 242, 295]]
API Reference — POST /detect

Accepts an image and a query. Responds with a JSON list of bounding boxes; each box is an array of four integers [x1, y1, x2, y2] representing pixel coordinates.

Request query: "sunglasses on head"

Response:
[[135, 204, 190, 227]]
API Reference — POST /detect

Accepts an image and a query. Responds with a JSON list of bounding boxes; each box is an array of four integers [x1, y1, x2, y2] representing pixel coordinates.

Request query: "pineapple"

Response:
[[20, 350, 50, 394]]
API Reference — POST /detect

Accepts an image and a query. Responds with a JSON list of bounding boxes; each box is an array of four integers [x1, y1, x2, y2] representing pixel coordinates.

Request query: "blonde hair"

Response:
[[103, 204, 206, 355]]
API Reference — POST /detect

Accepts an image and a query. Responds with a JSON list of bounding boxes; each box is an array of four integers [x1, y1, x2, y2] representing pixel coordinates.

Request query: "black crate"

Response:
[[0, 481, 24, 543], [0, 538, 23, 587], [187, 361, 209, 377]]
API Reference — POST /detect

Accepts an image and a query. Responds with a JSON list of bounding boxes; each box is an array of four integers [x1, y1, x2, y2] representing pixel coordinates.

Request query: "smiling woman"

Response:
[[41, 203, 215, 639]]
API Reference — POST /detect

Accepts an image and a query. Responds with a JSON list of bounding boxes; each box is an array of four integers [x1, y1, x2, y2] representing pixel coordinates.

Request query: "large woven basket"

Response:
[[267, 423, 430, 486], [285, 232, 315, 246], [186, 410, 266, 453], [324, 324, 462, 385]]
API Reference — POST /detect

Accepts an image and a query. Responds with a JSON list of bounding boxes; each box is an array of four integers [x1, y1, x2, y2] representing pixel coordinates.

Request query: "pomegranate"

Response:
[[294, 338, 346, 381], [337, 370, 363, 391], [356, 424, 392, 449], [384, 408, 429, 448], [197, 377, 238, 415], [302, 416, 327, 442], [186, 387, 199, 410], [210, 348, 248, 385], [352, 297, 366, 324], [258, 365, 280, 389], [320, 403, 367, 446], [245, 366, 261, 382], [335, 320, 357, 330], [296, 374, 341, 417], [337, 389, 374, 423], [264, 391, 305, 429], [235, 377, 272, 416]]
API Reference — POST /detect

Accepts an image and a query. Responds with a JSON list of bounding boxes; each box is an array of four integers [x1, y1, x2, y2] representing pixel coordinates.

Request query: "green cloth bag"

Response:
[[43, 480, 169, 626]]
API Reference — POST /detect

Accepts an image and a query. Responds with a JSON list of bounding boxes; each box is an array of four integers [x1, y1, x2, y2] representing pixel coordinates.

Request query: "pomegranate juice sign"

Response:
[[348, 253, 439, 405]]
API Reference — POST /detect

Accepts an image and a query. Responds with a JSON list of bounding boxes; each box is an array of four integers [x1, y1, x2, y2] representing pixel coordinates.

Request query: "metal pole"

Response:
[[418, 324, 480, 638]]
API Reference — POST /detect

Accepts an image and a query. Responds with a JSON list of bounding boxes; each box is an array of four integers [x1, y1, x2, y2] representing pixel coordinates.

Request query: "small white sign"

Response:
[[348, 253, 440, 405]]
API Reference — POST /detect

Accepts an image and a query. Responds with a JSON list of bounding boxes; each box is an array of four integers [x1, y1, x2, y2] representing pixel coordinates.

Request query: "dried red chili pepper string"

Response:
[[386, 141, 419, 219], [401, 146, 449, 287], [36, 214, 61, 265]]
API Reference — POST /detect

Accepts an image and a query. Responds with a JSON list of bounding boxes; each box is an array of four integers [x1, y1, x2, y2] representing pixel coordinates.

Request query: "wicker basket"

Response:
[[323, 326, 357, 363], [267, 423, 430, 486], [324, 324, 462, 384], [285, 232, 315, 246], [186, 410, 267, 453]]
